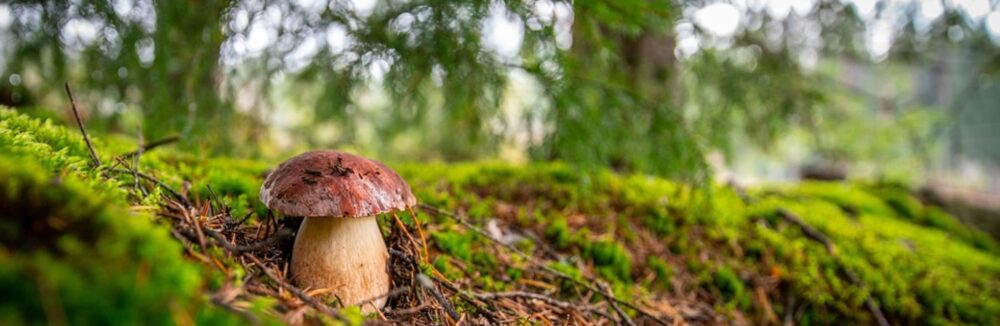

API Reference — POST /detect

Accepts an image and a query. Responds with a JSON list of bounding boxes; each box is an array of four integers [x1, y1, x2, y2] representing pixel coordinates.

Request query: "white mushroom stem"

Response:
[[291, 216, 390, 313]]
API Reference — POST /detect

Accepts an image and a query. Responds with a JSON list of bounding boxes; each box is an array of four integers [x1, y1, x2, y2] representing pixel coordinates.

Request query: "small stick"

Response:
[[206, 185, 227, 218], [473, 291, 614, 321], [391, 213, 424, 262], [64, 83, 101, 167], [237, 211, 255, 225], [430, 274, 502, 324], [203, 227, 294, 254], [416, 273, 460, 322], [118, 135, 180, 158], [385, 303, 433, 316], [132, 123, 148, 196], [599, 282, 635, 326], [108, 168, 190, 207], [245, 255, 344, 321], [777, 210, 836, 254], [754, 286, 779, 325], [191, 214, 207, 249], [353, 286, 411, 310], [407, 208, 431, 261]]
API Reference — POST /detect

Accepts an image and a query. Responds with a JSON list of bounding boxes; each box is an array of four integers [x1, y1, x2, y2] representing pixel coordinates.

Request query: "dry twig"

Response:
[[417, 273, 460, 322], [108, 168, 190, 206], [203, 227, 294, 254], [473, 291, 614, 321], [244, 255, 344, 321], [599, 282, 636, 326], [64, 82, 101, 167], [118, 135, 180, 159]]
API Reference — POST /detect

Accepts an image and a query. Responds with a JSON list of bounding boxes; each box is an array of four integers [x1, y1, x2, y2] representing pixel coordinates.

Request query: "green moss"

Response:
[[432, 256, 462, 280], [335, 306, 366, 325], [641, 206, 676, 235], [505, 267, 523, 282], [785, 182, 894, 216], [544, 216, 572, 249], [431, 230, 475, 261], [647, 257, 674, 291], [713, 267, 750, 310], [3, 109, 998, 324], [749, 195, 1000, 324], [586, 240, 633, 283], [0, 156, 252, 325], [548, 261, 585, 295], [867, 183, 923, 219]]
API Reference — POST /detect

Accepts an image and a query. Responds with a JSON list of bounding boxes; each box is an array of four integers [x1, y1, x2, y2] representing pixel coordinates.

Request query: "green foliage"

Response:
[[5, 1, 237, 145], [5, 0, 1000, 183]]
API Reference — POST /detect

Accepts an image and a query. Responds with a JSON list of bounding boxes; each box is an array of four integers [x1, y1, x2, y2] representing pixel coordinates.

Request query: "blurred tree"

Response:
[[2, 0, 997, 181], [5, 1, 239, 145]]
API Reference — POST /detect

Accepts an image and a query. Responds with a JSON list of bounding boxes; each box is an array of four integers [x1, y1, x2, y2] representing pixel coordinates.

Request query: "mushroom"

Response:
[[259, 150, 415, 313]]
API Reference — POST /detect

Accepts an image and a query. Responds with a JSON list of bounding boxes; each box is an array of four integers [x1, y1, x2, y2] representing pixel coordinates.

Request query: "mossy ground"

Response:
[[1, 108, 998, 325]]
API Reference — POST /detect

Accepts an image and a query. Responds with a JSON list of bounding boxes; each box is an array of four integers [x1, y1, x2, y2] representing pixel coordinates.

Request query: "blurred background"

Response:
[[1, 1, 998, 231]]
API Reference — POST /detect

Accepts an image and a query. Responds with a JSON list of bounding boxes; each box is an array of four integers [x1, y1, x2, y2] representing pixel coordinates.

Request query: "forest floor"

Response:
[[1, 107, 999, 325]]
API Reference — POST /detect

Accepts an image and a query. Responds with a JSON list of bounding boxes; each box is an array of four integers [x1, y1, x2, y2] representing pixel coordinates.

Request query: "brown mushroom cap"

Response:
[[260, 150, 416, 217]]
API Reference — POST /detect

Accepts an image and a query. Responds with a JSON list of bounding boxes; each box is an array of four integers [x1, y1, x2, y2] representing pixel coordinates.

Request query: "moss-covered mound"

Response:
[[0, 110, 256, 325], [398, 163, 1000, 324], [1, 107, 998, 325]]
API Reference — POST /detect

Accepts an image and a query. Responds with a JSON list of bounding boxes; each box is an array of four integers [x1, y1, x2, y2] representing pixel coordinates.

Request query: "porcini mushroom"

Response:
[[259, 150, 415, 313]]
